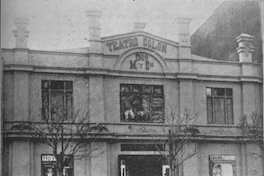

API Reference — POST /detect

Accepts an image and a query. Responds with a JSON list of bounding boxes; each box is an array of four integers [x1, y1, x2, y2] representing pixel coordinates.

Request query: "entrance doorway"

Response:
[[119, 155, 166, 176]]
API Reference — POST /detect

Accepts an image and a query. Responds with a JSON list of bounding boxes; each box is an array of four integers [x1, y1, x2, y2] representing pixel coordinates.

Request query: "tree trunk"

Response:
[[170, 163, 179, 176], [171, 169, 178, 176], [57, 170, 62, 176]]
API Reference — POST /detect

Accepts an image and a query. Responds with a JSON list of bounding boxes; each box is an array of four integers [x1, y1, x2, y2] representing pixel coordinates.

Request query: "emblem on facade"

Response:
[[129, 52, 154, 70], [128, 125, 157, 133]]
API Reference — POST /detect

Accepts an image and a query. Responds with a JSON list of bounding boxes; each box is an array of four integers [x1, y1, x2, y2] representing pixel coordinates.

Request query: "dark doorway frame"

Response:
[[118, 155, 167, 176]]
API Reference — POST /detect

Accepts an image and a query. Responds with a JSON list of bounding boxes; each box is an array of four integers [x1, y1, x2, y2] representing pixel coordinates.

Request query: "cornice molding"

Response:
[[3, 64, 263, 83], [3, 130, 252, 143]]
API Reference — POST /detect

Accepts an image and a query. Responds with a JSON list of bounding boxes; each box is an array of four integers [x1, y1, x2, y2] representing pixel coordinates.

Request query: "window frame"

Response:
[[120, 84, 165, 123], [41, 80, 73, 120], [206, 87, 234, 125]]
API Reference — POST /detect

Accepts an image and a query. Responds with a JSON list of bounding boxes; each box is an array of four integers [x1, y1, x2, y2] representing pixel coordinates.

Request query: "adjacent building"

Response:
[[2, 10, 263, 176], [191, 0, 263, 63]]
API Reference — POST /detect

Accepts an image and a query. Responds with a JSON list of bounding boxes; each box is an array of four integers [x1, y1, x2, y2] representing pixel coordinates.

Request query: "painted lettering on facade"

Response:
[[106, 37, 167, 53], [143, 37, 167, 53], [210, 155, 236, 161], [106, 38, 138, 51], [42, 155, 56, 162], [129, 53, 154, 70]]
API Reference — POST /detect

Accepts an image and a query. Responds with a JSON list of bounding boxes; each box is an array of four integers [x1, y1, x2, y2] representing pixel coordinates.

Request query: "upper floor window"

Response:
[[206, 87, 233, 124], [120, 84, 164, 123], [42, 80, 73, 119]]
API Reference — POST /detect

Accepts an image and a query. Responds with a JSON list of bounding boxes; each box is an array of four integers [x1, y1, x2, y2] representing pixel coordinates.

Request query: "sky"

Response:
[[1, 0, 224, 51]]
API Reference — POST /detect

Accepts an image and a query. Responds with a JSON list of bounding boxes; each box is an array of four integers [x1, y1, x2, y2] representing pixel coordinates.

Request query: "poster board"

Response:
[[209, 155, 236, 176], [41, 154, 73, 176]]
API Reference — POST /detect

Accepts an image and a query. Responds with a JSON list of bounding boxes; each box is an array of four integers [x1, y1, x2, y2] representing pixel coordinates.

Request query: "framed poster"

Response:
[[209, 155, 236, 176], [41, 154, 56, 176], [41, 154, 74, 176], [162, 165, 170, 176]]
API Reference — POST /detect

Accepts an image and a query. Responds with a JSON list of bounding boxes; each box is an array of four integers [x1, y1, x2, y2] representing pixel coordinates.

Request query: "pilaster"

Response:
[[87, 10, 103, 68], [237, 34, 256, 117], [13, 17, 30, 65], [237, 34, 254, 63], [241, 143, 248, 176], [177, 17, 195, 116], [236, 33, 254, 76], [183, 143, 198, 176], [14, 49, 29, 65], [241, 82, 255, 117], [12, 140, 31, 176], [89, 76, 104, 123], [177, 17, 192, 60], [13, 17, 30, 49], [14, 72, 29, 121], [179, 79, 194, 114], [12, 18, 30, 118], [91, 142, 108, 176]]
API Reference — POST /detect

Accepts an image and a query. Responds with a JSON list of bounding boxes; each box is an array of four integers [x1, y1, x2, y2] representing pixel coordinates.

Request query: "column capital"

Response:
[[236, 33, 254, 62], [177, 16, 192, 59], [86, 9, 102, 42], [177, 17, 192, 35], [236, 33, 254, 44]]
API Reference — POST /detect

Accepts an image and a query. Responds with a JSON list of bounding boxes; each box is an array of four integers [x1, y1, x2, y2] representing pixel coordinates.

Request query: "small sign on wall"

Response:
[[209, 155, 236, 176], [41, 154, 73, 176], [162, 165, 170, 176], [41, 154, 56, 176]]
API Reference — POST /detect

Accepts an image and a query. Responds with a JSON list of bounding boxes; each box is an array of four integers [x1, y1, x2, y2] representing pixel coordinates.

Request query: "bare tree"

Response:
[[237, 113, 263, 158], [12, 107, 106, 176], [154, 108, 199, 176]]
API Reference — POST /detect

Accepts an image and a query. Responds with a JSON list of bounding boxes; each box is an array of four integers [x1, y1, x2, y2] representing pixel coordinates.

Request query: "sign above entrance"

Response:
[[210, 155, 236, 161], [106, 37, 167, 53]]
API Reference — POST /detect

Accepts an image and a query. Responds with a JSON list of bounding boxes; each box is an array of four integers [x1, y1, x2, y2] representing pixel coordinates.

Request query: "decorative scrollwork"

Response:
[[128, 125, 156, 133], [243, 42, 253, 57]]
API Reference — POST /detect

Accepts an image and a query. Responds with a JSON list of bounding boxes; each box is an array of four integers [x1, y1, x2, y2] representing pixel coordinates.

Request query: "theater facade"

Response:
[[2, 10, 263, 176]]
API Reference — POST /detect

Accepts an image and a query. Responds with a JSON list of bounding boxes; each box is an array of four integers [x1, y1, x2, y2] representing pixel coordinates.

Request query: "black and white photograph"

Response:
[[1, 0, 264, 176]]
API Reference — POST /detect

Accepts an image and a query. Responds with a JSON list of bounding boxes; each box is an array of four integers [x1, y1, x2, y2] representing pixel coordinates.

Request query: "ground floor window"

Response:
[[41, 154, 73, 176]]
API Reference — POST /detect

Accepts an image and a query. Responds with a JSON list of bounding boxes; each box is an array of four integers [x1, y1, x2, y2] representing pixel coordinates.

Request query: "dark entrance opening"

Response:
[[119, 155, 166, 176]]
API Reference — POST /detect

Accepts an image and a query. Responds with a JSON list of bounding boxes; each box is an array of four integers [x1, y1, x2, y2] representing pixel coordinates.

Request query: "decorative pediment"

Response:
[[102, 31, 179, 60]]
